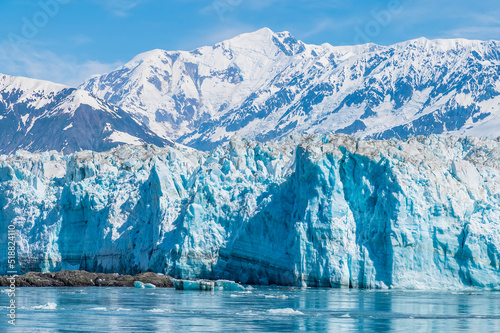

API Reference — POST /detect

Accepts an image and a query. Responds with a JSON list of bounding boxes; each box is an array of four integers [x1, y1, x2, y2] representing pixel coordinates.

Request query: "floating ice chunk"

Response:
[[198, 280, 214, 290], [264, 294, 288, 299], [147, 309, 171, 313], [90, 307, 108, 311], [237, 310, 257, 316], [172, 279, 215, 291], [171, 279, 183, 290], [267, 308, 304, 316], [215, 280, 246, 291], [172, 279, 245, 291], [144, 283, 156, 289], [134, 281, 145, 288], [32, 302, 57, 310]]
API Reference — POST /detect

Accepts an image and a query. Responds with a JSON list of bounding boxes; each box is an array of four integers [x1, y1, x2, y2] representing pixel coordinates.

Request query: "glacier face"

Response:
[[1, 135, 499, 289], [80, 28, 500, 149]]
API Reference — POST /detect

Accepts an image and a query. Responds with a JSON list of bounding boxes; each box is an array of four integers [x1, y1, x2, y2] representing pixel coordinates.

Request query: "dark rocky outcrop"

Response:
[[0, 270, 173, 288]]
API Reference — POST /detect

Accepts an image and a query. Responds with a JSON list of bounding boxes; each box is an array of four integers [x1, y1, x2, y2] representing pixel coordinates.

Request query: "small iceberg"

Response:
[[172, 279, 245, 291], [216, 280, 246, 291], [267, 308, 304, 316], [144, 283, 156, 289], [32, 302, 58, 310], [134, 281, 145, 289], [172, 279, 215, 291]]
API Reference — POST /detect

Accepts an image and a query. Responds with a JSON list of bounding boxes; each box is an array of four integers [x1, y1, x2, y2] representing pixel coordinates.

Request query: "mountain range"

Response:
[[1, 28, 499, 153], [0, 75, 170, 154]]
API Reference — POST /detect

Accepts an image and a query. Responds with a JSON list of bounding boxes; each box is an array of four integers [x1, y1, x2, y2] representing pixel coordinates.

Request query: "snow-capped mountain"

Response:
[[81, 28, 500, 150], [0, 74, 171, 154]]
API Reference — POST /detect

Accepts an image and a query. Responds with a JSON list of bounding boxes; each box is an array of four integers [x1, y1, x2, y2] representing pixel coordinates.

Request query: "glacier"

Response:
[[1, 134, 499, 290]]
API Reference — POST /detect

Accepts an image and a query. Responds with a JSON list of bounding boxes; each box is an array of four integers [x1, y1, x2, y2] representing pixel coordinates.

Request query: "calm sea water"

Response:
[[1, 286, 500, 332]]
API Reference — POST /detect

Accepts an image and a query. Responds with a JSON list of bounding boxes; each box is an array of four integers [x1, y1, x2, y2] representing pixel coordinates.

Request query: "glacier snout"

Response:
[[1, 135, 499, 290]]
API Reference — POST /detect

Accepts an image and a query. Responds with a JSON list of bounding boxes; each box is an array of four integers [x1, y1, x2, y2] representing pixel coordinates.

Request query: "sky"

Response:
[[1, 0, 499, 86]]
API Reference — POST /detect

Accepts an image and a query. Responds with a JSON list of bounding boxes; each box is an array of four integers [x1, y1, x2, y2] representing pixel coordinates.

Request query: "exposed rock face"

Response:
[[1, 135, 499, 289]]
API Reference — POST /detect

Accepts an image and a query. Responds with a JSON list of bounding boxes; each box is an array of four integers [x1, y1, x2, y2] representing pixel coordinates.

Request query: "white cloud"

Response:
[[0, 43, 122, 87]]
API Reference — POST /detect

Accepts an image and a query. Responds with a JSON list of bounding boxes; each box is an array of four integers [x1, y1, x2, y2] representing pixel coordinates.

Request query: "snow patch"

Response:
[[108, 131, 144, 145]]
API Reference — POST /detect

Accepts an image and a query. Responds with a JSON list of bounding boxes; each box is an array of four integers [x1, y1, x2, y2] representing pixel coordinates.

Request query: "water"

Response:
[[1, 287, 500, 332]]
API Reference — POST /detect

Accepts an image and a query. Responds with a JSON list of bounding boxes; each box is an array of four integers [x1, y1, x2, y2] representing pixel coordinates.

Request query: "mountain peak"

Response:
[[218, 27, 304, 56], [235, 27, 276, 39]]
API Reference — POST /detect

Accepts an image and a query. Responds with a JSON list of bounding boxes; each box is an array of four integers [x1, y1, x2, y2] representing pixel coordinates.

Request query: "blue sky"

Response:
[[1, 0, 499, 86]]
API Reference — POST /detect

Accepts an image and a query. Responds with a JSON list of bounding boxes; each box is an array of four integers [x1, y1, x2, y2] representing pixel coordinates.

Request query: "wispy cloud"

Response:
[[69, 34, 94, 46], [93, 0, 148, 17], [299, 19, 336, 39], [0, 43, 122, 86], [440, 10, 500, 40], [298, 16, 365, 40], [445, 27, 500, 40]]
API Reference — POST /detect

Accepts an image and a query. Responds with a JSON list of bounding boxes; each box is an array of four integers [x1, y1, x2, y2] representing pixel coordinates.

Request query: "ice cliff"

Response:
[[1, 135, 499, 290]]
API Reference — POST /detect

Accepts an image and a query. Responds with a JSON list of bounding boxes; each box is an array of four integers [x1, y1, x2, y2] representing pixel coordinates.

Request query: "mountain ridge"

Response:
[[1, 28, 499, 154], [0, 74, 172, 154], [80, 28, 500, 150]]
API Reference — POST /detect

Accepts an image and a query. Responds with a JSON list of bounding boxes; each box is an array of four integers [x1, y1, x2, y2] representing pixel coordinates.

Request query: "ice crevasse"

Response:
[[0, 134, 499, 290]]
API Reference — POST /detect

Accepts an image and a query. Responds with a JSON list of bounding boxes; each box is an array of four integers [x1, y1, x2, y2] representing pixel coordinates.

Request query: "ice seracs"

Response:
[[1, 135, 499, 290]]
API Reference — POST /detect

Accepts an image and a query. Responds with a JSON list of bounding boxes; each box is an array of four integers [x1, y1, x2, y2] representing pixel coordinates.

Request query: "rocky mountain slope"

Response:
[[0, 74, 171, 154]]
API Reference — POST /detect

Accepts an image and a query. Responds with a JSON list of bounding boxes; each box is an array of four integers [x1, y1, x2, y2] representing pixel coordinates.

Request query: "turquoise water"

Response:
[[1, 286, 500, 332]]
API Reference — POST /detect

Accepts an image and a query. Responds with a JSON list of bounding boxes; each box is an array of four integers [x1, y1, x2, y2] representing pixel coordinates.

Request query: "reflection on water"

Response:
[[1, 286, 500, 332]]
